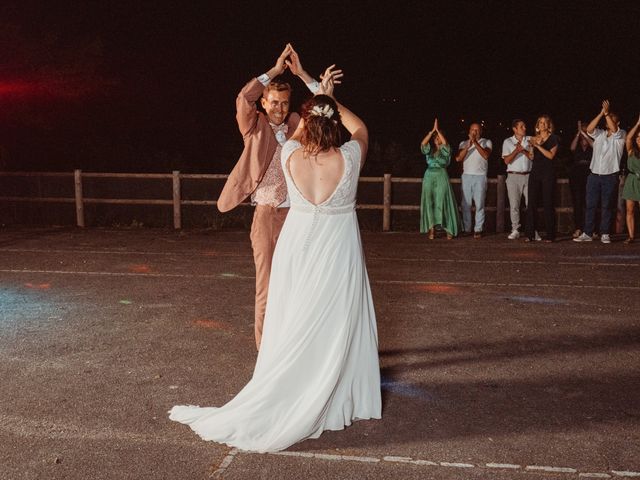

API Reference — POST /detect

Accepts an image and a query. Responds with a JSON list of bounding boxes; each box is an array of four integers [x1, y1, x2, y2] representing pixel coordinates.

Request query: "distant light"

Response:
[[0, 81, 35, 96], [0, 76, 108, 100]]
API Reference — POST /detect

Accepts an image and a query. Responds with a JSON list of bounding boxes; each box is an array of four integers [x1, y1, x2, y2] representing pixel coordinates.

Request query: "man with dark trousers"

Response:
[[574, 100, 626, 244]]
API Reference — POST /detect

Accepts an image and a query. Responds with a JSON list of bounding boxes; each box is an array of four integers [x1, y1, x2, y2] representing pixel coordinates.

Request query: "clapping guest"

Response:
[[524, 115, 559, 242], [574, 100, 626, 244], [502, 119, 534, 239], [455, 123, 492, 238], [622, 114, 640, 244], [419, 118, 460, 239]]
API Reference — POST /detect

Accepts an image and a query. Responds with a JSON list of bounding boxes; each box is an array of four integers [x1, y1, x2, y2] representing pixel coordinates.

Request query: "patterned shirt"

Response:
[[252, 123, 289, 207]]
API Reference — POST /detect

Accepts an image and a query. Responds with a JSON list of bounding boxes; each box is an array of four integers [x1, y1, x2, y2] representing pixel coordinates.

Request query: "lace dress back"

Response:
[[283, 140, 360, 211]]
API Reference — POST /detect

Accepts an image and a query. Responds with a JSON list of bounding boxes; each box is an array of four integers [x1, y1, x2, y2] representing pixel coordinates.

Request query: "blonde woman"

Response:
[[525, 115, 559, 242]]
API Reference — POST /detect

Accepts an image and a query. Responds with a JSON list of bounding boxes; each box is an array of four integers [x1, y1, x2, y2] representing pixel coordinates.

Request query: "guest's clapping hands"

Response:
[[601, 99, 610, 116], [514, 140, 525, 153], [467, 131, 477, 147]]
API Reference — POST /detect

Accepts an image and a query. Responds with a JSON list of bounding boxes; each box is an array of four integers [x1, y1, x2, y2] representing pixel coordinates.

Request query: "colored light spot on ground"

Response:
[[24, 283, 51, 289], [192, 319, 234, 331], [129, 264, 152, 273], [381, 377, 435, 401], [507, 295, 567, 305], [203, 250, 218, 256], [221, 273, 238, 278], [412, 284, 461, 294], [119, 300, 133, 305]]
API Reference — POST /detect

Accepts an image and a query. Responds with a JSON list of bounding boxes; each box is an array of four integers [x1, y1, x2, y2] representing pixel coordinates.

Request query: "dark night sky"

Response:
[[0, 0, 639, 174]]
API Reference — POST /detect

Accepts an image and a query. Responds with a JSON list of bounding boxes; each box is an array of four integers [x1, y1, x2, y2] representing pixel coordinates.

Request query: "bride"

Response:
[[169, 66, 381, 453]]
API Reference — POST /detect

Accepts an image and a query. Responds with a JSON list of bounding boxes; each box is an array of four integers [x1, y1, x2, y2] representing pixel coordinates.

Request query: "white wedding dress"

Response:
[[169, 139, 381, 453]]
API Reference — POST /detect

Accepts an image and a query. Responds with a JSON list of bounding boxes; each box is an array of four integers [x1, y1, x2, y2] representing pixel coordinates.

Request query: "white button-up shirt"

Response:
[[589, 127, 626, 175], [458, 138, 492, 175], [502, 135, 532, 173]]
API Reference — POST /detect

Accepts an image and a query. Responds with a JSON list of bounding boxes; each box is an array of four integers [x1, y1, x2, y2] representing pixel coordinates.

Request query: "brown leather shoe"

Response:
[[473, 231, 482, 239]]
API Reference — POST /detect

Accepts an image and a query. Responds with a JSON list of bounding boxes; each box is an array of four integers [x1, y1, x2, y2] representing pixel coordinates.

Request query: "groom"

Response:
[[217, 44, 319, 350]]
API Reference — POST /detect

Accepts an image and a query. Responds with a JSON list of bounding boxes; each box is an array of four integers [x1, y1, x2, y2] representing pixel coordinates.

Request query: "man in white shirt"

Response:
[[501, 119, 533, 239], [456, 123, 492, 238], [574, 100, 626, 244]]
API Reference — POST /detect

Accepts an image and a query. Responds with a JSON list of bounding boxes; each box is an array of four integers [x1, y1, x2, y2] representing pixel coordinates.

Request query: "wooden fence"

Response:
[[0, 170, 627, 232]]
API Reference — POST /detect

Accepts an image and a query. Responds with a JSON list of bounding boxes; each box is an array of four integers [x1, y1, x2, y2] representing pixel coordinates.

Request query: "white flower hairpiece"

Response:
[[310, 104, 334, 119]]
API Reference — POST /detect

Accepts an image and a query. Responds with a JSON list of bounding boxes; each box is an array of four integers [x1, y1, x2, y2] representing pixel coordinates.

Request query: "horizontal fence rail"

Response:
[[0, 170, 627, 232]]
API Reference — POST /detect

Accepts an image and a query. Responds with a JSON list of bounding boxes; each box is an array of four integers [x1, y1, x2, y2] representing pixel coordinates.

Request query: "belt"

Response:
[[590, 172, 618, 176], [290, 202, 355, 215], [292, 202, 356, 252], [507, 171, 529, 175]]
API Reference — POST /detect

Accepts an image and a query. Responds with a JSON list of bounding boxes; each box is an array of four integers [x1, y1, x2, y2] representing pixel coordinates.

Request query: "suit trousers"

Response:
[[461, 174, 487, 233], [250, 204, 288, 350], [506, 173, 529, 232]]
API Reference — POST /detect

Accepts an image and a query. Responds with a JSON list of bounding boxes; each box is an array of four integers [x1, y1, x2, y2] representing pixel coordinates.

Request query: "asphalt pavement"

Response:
[[1, 226, 638, 480]]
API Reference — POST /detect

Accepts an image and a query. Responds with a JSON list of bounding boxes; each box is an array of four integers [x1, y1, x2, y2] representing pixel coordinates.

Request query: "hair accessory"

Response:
[[310, 104, 334, 118]]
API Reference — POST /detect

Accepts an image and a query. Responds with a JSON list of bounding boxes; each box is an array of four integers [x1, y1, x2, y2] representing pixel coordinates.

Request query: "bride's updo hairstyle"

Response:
[[301, 94, 342, 156]]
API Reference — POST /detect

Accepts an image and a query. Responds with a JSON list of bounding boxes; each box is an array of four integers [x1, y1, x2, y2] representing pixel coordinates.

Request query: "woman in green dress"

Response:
[[420, 118, 460, 239], [623, 114, 640, 244]]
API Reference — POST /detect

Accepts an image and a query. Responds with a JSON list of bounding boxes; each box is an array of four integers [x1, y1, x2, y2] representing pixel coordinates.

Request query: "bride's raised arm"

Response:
[[317, 65, 368, 166]]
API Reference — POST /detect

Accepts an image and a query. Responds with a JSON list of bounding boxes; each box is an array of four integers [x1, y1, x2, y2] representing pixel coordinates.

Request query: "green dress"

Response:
[[622, 154, 640, 201], [420, 143, 460, 236]]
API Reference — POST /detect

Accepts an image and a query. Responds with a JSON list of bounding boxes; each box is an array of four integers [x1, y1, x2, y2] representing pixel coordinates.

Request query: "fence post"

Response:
[[74, 169, 85, 227], [383, 173, 392, 232], [172, 170, 181, 229], [496, 174, 506, 233]]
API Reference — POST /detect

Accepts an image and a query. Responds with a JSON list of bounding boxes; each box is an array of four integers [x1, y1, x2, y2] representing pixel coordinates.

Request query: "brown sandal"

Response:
[[624, 237, 634, 244]]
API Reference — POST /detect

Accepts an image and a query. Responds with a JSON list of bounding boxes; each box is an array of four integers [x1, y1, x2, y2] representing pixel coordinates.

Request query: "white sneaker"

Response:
[[508, 230, 520, 240], [600, 234, 611, 244], [573, 232, 593, 242], [534, 231, 542, 241]]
